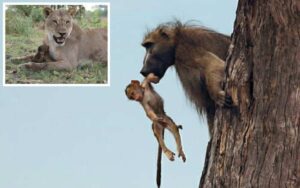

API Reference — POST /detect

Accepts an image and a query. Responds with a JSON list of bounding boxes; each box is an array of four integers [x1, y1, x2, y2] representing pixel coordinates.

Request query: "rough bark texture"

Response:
[[200, 0, 300, 187]]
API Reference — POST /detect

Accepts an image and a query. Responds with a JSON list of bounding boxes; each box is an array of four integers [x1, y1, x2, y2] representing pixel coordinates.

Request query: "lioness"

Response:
[[23, 7, 107, 71]]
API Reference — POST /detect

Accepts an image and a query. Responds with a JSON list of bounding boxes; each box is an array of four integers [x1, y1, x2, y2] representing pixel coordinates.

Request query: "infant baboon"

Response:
[[31, 44, 52, 63], [12, 44, 51, 63], [125, 78, 186, 162], [12, 44, 53, 71], [125, 76, 186, 188]]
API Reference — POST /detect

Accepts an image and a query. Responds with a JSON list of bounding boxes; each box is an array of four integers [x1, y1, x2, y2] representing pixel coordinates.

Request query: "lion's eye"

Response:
[[66, 20, 70, 24], [52, 20, 58, 24]]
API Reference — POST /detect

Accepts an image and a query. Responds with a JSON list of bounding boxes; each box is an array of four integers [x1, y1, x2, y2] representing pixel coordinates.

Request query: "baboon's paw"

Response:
[[178, 150, 186, 162], [215, 91, 233, 107], [165, 150, 175, 161], [224, 95, 233, 107]]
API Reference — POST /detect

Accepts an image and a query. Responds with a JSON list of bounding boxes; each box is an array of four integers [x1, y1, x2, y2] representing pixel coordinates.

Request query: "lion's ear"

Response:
[[68, 7, 77, 17], [43, 7, 53, 18]]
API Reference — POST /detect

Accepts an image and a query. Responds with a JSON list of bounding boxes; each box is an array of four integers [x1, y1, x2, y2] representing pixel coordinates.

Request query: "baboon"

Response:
[[140, 21, 232, 136], [125, 78, 186, 187], [125, 79, 186, 162], [12, 44, 51, 64], [31, 44, 52, 63]]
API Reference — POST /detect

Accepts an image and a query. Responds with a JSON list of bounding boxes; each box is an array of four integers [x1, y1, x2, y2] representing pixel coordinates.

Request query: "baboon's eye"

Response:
[[66, 20, 70, 24], [52, 20, 58, 24], [128, 92, 134, 99], [142, 41, 154, 49]]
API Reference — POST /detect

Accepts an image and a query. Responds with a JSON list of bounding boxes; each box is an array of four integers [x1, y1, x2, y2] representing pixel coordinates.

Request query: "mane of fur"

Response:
[[145, 21, 231, 116]]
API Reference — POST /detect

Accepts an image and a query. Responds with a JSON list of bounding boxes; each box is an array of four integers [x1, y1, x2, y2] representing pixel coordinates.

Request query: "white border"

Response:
[[3, 2, 111, 87]]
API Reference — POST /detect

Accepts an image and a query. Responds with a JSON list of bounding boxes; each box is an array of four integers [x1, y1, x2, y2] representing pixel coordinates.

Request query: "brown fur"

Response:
[[125, 79, 186, 162], [140, 21, 232, 136], [12, 44, 51, 64], [20, 7, 107, 71], [125, 79, 186, 187], [31, 44, 52, 62]]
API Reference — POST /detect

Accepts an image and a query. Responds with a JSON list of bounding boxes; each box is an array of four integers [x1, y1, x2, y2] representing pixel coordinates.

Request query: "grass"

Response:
[[5, 20, 107, 85]]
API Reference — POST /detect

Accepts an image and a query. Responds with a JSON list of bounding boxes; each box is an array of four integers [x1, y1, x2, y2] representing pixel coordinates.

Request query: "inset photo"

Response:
[[4, 3, 109, 86]]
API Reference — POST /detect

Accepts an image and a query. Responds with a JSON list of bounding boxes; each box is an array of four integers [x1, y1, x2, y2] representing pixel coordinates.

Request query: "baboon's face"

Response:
[[140, 29, 175, 83], [125, 81, 144, 101]]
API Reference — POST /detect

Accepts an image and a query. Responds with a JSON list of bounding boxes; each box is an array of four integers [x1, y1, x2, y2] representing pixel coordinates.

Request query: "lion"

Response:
[[140, 21, 232, 136], [22, 7, 107, 71]]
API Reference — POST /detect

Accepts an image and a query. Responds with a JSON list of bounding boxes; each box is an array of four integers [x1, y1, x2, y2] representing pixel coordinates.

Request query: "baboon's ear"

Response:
[[131, 80, 140, 85], [68, 7, 77, 17], [44, 7, 53, 18], [159, 28, 170, 39]]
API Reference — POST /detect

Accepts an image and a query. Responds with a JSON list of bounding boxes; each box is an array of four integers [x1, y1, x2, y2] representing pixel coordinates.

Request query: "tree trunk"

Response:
[[200, 0, 300, 187]]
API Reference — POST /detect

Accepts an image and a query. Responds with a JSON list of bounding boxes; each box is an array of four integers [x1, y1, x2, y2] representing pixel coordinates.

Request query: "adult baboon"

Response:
[[140, 21, 232, 136]]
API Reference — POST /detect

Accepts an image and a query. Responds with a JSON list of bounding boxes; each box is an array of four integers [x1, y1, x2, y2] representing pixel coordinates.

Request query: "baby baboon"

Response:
[[140, 21, 233, 136], [125, 78, 186, 162], [31, 44, 52, 63], [12, 44, 51, 63], [13, 44, 53, 71]]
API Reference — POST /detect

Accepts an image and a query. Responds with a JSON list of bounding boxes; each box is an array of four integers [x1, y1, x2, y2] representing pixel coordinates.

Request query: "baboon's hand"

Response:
[[164, 150, 175, 161], [178, 150, 186, 162], [215, 91, 233, 107]]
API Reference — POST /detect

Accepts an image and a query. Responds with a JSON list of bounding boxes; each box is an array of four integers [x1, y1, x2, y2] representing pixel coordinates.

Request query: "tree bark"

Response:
[[200, 0, 300, 187]]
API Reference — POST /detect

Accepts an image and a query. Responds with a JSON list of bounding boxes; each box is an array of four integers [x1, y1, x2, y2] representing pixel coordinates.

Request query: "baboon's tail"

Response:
[[156, 129, 164, 188], [156, 145, 162, 188]]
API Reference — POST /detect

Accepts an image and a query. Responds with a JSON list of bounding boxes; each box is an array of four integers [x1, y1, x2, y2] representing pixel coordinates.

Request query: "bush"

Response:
[[31, 7, 44, 23], [6, 13, 33, 36]]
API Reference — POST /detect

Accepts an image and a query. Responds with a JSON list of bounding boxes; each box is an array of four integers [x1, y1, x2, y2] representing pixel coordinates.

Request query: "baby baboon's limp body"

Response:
[[125, 79, 186, 162], [12, 44, 51, 63], [12, 44, 53, 71]]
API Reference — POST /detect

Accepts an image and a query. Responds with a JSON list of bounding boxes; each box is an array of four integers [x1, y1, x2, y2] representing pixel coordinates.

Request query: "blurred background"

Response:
[[0, 1, 237, 188]]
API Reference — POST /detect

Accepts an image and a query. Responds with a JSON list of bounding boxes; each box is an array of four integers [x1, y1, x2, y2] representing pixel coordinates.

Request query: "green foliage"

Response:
[[5, 62, 107, 84], [77, 9, 107, 29], [6, 11, 33, 36], [13, 5, 33, 16], [31, 7, 44, 23]]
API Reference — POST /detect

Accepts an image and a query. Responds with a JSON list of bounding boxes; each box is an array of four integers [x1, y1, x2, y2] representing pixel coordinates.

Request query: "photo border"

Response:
[[3, 2, 111, 87]]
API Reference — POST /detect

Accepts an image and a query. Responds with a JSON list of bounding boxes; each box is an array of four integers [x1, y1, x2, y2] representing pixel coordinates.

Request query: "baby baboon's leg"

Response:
[[152, 123, 175, 161], [164, 117, 186, 162], [11, 55, 35, 63], [20, 60, 73, 71]]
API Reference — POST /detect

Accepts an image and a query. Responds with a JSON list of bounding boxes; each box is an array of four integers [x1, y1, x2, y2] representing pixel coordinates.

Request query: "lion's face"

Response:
[[140, 27, 176, 83], [44, 7, 76, 46]]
